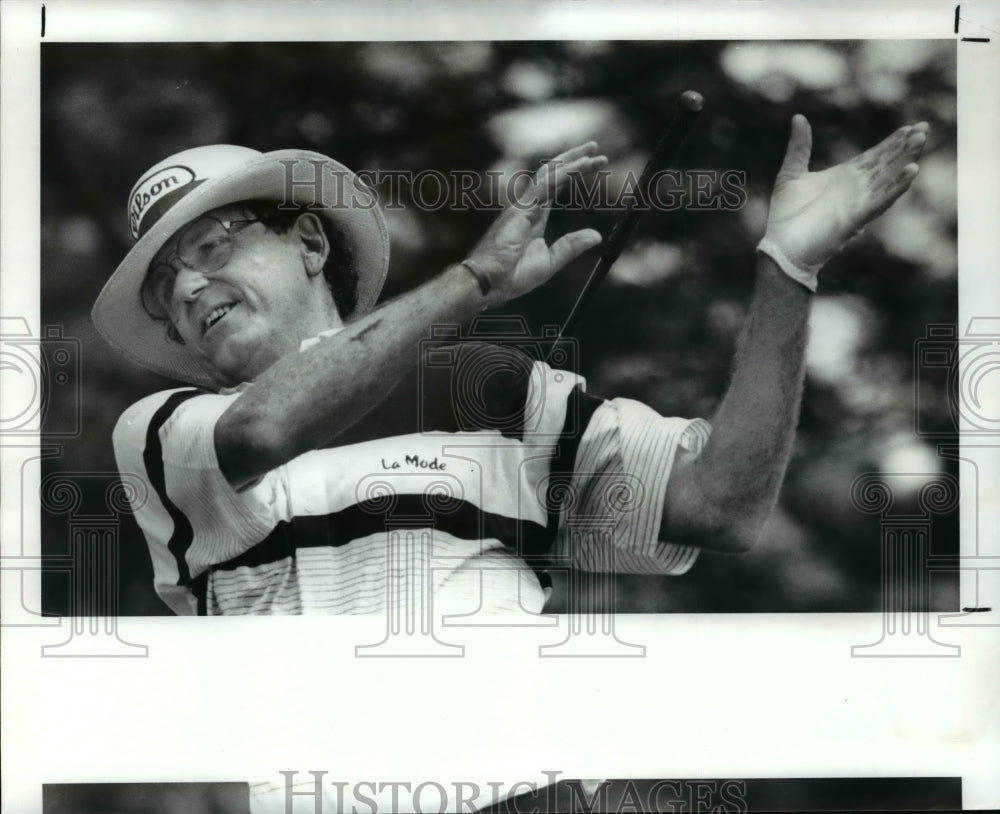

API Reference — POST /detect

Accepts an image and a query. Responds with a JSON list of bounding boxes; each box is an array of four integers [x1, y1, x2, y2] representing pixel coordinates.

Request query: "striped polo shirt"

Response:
[[113, 338, 709, 615]]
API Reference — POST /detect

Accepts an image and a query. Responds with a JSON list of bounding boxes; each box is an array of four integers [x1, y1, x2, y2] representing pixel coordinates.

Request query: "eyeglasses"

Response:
[[142, 216, 260, 316]]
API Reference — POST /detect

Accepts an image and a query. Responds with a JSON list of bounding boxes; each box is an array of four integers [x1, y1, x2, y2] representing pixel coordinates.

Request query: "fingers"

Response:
[[511, 156, 593, 209], [777, 114, 812, 180], [535, 142, 601, 189], [536, 152, 608, 206], [858, 122, 929, 221], [863, 161, 921, 223], [550, 141, 600, 165], [856, 121, 928, 175], [509, 141, 607, 214], [856, 125, 910, 170], [903, 125, 929, 163], [546, 228, 603, 272]]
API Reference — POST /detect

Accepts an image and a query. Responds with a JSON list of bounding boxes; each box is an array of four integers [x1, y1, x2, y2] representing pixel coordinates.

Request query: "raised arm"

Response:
[[662, 116, 929, 552], [216, 144, 606, 490]]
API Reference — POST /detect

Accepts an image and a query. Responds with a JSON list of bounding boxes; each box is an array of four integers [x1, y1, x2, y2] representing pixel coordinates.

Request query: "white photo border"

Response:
[[3, 1, 998, 812]]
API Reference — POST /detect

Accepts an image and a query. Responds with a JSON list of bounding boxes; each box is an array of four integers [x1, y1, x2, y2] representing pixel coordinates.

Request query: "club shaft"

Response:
[[546, 92, 703, 363]]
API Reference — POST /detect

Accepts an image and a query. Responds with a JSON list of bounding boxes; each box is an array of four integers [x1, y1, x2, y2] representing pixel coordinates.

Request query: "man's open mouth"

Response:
[[203, 303, 235, 333]]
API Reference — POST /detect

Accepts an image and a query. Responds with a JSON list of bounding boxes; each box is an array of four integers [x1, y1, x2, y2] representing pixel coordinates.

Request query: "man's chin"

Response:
[[202, 344, 280, 389], [196, 347, 252, 389]]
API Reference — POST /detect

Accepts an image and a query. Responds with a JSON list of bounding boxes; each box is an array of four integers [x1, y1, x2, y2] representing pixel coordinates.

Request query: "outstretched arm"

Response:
[[662, 116, 929, 552], [216, 144, 606, 490]]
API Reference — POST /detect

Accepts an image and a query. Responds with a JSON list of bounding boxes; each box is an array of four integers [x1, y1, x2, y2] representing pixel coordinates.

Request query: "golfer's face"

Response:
[[145, 206, 313, 386]]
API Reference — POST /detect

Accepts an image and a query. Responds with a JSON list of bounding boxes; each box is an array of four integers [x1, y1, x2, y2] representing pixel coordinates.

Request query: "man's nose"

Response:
[[174, 264, 211, 302]]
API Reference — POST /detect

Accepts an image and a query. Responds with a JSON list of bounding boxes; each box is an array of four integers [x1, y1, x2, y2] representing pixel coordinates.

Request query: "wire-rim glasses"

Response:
[[142, 216, 260, 318]]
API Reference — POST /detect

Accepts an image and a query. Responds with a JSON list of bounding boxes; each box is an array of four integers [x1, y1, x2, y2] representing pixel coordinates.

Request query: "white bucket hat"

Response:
[[91, 144, 390, 388]]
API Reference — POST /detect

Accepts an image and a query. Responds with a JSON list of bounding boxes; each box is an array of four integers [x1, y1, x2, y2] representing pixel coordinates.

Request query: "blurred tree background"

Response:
[[40, 40, 958, 615]]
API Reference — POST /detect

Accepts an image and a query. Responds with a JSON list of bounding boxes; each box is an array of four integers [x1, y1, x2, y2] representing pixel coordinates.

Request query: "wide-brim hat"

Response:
[[92, 144, 390, 388]]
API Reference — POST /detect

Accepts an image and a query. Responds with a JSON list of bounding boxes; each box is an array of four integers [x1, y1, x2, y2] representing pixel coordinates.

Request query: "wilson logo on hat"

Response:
[[128, 165, 198, 239]]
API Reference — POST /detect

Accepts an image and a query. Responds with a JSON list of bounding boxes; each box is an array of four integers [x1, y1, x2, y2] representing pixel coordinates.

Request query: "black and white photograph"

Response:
[[39, 38, 959, 618], [2, 2, 998, 814]]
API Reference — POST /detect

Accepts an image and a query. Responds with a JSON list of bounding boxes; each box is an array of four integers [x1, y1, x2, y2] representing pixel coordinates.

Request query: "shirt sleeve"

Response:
[[112, 388, 286, 614], [549, 396, 712, 575]]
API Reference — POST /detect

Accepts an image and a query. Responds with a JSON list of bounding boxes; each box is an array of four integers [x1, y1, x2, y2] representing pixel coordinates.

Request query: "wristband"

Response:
[[459, 258, 493, 296], [756, 237, 820, 293]]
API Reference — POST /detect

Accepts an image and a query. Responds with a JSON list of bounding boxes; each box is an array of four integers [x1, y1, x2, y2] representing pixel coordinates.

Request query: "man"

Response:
[[94, 117, 929, 616]]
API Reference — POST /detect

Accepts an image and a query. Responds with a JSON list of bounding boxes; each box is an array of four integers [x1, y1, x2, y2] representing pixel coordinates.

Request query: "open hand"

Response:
[[764, 115, 929, 275], [467, 142, 606, 308]]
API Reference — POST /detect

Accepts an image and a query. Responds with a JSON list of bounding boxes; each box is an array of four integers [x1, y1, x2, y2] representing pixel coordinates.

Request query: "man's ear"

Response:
[[295, 212, 330, 277]]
